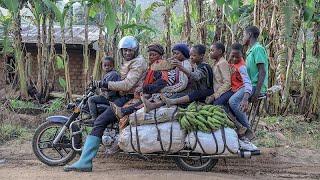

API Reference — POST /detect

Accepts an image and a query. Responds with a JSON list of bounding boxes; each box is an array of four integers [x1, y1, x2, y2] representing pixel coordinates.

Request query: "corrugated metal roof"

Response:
[[21, 25, 102, 45]]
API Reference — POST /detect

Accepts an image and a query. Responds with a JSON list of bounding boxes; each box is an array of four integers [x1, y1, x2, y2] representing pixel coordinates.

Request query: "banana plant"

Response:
[[0, 13, 13, 58], [43, 0, 74, 101], [0, 0, 28, 98], [144, 0, 178, 58]]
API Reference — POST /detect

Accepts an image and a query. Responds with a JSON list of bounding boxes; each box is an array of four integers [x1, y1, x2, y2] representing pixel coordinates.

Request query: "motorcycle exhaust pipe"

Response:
[[237, 149, 261, 158]]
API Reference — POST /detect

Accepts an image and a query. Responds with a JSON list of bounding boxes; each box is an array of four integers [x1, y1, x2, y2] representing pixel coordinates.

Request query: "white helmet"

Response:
[[118, 36, 139, 57]]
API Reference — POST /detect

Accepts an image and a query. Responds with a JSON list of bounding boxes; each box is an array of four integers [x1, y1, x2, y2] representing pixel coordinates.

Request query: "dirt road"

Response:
[[1, 140, 320, 180]]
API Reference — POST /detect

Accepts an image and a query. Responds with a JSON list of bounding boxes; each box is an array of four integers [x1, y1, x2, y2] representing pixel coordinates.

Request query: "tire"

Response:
[[32, 121, 77, 166], [174, 156, 218, 171]]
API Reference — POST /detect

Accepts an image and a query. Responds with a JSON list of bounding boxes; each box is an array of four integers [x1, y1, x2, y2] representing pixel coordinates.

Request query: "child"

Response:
[[161, 44, 214, 106], [242, 26, 268, 104], [228, 43, 257, 151], [87, 56, 120, 121]]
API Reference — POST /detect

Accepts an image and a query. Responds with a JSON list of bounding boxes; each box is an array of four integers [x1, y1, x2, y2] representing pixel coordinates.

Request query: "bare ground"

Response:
[[1, 139, 320, 180]]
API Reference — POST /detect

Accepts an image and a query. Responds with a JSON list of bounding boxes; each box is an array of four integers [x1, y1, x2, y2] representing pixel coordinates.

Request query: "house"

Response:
[[2, 25, 104, 94]]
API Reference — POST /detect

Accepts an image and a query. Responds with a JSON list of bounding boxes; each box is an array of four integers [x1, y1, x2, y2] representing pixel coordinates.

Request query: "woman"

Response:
[[142, 43, 192, 112]]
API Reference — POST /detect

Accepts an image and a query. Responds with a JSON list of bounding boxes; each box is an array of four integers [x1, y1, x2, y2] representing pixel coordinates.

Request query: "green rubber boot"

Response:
[[64, 135, 101, 172]]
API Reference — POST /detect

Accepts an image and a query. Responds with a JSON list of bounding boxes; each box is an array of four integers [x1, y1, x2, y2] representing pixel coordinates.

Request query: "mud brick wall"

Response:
[[27, 47, 96, 95]]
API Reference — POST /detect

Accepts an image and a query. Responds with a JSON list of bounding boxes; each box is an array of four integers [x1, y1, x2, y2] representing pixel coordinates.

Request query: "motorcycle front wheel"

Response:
[[32, 121, 77, 166]]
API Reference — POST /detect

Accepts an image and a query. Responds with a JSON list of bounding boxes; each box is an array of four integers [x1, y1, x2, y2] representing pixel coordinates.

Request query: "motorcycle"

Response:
[[32, 83, 261, 171]]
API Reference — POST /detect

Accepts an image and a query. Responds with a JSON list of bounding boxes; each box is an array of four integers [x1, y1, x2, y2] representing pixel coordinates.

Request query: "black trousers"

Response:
[[90, 95, 133, 137], [188, 89, 214, 102]]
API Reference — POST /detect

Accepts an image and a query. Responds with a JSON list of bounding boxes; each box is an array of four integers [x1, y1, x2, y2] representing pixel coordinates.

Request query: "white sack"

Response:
[[119, 121, 185, 154], [129, 106, 178, 126], [186, 128, 239, 154]]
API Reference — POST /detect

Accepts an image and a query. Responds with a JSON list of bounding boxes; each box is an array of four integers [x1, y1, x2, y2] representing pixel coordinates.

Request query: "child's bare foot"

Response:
[[110, 102, 124, 119], [141, 95, 156, 113], [160, 94, 173, 107]]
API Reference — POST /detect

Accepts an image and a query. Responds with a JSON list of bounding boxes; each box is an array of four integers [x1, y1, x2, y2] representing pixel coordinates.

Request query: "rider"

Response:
[[64, 36, 148, 172]]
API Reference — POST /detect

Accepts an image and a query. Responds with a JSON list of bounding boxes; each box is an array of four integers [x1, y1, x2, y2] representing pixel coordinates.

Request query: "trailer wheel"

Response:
[[174, 156, 218, 171]]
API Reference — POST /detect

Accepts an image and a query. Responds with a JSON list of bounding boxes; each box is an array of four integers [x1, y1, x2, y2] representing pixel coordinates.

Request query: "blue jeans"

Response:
[[228, 87, 250, 128], [213, 90, 234, 106]]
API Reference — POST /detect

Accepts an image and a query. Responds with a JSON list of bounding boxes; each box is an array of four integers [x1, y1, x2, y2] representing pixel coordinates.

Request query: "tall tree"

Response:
[[0, 0, 28, 98], [44, 0, 73, 101]]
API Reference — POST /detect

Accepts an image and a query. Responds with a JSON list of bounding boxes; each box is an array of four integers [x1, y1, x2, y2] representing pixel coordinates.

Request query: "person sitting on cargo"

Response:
[[227, 43, 257, 151], [63, 36, 148, 172], [161, 44, 214, 106], [141, 43, 192, 112], [162, 42, 232, 108]]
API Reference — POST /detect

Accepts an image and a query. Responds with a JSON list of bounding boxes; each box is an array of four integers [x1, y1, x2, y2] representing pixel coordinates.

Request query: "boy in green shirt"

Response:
[[241, 26, 268, 112]]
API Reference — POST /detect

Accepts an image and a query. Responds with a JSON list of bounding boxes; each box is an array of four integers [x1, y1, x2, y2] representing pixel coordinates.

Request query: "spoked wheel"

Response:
[[32, 121, 77, 166], [174, 156, 218, 171]]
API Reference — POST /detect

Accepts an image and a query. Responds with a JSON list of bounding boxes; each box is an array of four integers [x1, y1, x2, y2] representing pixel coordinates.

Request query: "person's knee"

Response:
[[88, 96, 95, 104], [228, 97, 237, 108]]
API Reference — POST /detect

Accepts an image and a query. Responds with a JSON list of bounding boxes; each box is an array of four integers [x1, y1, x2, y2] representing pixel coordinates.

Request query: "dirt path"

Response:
[[1, 140, 320, 180]]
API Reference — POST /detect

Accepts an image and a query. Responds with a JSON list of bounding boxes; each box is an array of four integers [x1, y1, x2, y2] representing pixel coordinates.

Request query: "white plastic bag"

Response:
[[186, 128, 239, 154], [128, 106, 178, 126], [119, 121, 185, 154]]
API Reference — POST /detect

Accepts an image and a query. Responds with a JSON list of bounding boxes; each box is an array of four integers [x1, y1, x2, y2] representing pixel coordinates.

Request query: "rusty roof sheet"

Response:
[[21, 25, 102, 45]]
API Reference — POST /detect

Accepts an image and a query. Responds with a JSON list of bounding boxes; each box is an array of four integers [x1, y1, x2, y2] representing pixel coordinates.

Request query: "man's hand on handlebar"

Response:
[[92, 80, 101, 88]]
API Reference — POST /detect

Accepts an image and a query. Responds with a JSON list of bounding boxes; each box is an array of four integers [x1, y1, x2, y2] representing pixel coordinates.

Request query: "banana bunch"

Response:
[[177, 102, 235, 133]]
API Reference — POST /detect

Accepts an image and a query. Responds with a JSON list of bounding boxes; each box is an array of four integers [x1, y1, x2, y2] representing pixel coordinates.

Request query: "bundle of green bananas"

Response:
[[177, 102, 235, 133]]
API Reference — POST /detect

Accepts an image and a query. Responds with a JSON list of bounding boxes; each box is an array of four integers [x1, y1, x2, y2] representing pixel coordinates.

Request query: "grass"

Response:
[[0, 123, 32, 144], [10, 99, 39, 109], [44, 98, 64, 113], [254, 115, 320, 149]]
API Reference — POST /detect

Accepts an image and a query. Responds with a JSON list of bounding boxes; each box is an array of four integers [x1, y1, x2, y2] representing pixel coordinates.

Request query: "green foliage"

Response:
[[254, 129, 281, 148], [43, 0, 74, 28], [45, 98, 64, 113], [0, 123, 30, 144], [10, 99, 38, 109], [55, 55, 64, 69], [0, 0, 19, 15], [142, 2, 161, 22], [104, 1, 117, 34], [58, 77, 67, 90]]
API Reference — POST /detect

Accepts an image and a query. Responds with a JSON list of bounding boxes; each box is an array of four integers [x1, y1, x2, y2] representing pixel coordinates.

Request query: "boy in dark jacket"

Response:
[[87, 56, 120, 121]]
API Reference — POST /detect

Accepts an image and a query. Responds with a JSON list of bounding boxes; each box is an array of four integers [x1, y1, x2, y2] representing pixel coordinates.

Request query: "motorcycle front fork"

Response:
[[52, 113, 83, 151]]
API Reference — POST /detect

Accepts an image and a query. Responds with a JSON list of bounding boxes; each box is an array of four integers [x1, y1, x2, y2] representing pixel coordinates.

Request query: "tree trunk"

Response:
[[83, 3, 89, 88], [299, 28, 307, 114], [312, 1, 319, 57], [40, 14, 48, 100], [213, 3, 223, 42], [61, 27, 72, 101], [253, 0, 261, 26], [164, 5, 172, 58], [196, 0, 206, 44], [13, 10, 28, 98], [183, 0, 191, 44], [36, 18, 42, 93], [277, 0, 302, 113], [45, 13, 55, 101], [269, 0, 281, 114], [93, 27, 105, 81]]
